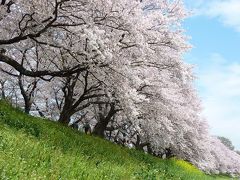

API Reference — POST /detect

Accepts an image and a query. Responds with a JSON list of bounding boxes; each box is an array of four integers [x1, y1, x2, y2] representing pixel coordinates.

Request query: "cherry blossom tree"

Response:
[[0, 0, 239, 176]]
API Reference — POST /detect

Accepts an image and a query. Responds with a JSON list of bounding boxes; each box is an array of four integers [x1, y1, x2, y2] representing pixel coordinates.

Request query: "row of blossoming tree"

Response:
[[0, 0, 239, 175]]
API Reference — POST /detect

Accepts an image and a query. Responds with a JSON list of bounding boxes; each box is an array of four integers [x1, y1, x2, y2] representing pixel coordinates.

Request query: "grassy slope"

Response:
[[0, 101, 229, 179]]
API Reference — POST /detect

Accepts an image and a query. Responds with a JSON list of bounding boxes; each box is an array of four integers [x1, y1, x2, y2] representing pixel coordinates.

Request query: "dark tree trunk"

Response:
[[93, 114, 109, 137], [58, 111, 72, 125], [1, 91, 5, 99], [58, 72, 78, 125], [58, 96, 75, 125], [133, 135, 149, 152], [1, 87, 5, 99], [147, 144, 153, 154], [0, 81, 6, 99], [165, 148, 173, 158], [24, 101, 31, 114], [18, 75, 38, 114], [135, 135, 144, 151], [93, 103, 118, 138]]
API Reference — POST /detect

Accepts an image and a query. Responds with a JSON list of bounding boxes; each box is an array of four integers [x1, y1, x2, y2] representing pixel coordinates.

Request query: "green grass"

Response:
[[0, 100, 230, 179]]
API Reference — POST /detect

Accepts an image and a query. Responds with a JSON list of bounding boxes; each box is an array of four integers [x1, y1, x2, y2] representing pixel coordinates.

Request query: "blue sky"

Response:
[[183, 0, 240, 150]]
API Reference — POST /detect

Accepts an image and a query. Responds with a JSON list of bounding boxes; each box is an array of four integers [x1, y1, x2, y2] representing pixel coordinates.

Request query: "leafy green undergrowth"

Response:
[[0, 101, 230, 179]]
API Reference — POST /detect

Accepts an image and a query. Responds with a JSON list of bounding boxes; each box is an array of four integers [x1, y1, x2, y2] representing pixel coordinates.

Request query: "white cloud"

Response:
[[185, 0, 240, 32], [206, 0, 240, 32], [197, 53, 240, 150]]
